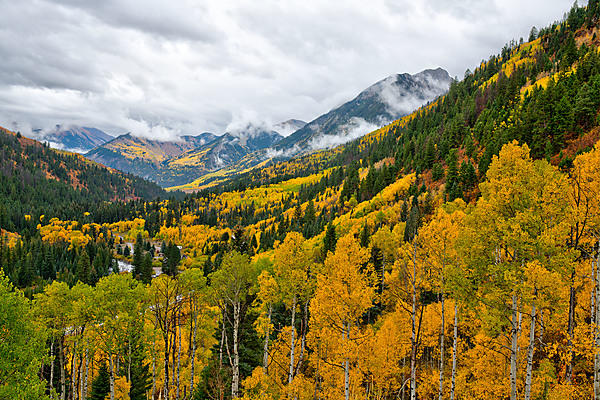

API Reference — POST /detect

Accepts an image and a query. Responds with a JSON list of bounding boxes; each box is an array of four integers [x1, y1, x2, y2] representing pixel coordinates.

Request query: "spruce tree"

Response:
[[141, 252, 153, 284], [132, 232, 143, 279], [88, 363, 110, 400]]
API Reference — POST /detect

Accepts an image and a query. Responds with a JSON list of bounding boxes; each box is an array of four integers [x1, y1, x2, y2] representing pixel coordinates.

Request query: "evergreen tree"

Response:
[[88, 363, 110, 400], [132, 232, 143, 279], [162, 243, 180, 276], [76, 250, 92, 285], [141, 252, 153, 285], [322, 222, 337, 260]]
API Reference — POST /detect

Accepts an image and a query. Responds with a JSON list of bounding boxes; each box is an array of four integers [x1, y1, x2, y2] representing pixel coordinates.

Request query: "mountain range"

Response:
[[80, 68, 450, 188]]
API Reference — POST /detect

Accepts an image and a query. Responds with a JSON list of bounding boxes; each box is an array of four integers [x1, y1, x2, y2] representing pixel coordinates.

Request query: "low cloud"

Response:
[[376, 72, 451, 118], [308, 117, 380, 151]]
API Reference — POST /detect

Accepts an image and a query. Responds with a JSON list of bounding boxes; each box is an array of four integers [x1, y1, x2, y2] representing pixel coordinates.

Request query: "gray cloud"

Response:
[[0, 0, 583, 141]]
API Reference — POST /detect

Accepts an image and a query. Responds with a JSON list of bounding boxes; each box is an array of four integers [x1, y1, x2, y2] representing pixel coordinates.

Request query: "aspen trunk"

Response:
[[450, 305, 458, 400], [220, 310, 226, 368], [438, 291, 445, 400], [177, 312, 182, 400], [538, 309, 545, 351], [231, 303, 240, 398], [595, 254, 600, 400], [263, 305, 272, 375], [190, 306, 199, 396], [288, 296, 297, 385], [344, 321, 350, 400], [510, 293, 518, 400], [71, 340, 78, 400], [524, 302, 536, 400], [566, 284, 576, 383], [78, 350, 84, 400], [152, 345, 156, 400], [109, 352, 115, 400], [294, 300, 309, 377], [410, 254, 418, 400], [83, 347, 89, 400], [163, 329, 170, 400], [50, 339, 55, 394]]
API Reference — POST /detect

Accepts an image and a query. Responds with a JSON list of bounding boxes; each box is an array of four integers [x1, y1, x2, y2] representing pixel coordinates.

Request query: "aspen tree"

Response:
[[311, 233, 374, 400], [210, 251, 257, 398], [460, 141, 571, 400]]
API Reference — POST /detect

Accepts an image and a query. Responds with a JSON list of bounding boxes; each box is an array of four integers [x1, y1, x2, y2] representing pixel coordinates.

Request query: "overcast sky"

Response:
[[0, 0, 583, 140]]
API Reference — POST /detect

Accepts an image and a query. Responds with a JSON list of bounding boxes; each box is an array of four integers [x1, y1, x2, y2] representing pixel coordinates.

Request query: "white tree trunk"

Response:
[[510, 293, 518, 400], [163, 328, 170, 400], [438, 291, 445, 400], [410, 249, 418, 400], [83, 347, 89, 400], [450, 305, 458, 400], [524, 302, 536, 400], [594, 253, 600, 400], [263, 305, 272, 375], [109, 352, 115, 400], [231, 303, 240, 398], [60, 338, 66, 400], [190, 306, 199, 396], [344, 320, 350, 400], [177, 312, 182, 400], [71, 341, 78, 400], [289, 296, 297, 385], [50, 339, 55, 394]]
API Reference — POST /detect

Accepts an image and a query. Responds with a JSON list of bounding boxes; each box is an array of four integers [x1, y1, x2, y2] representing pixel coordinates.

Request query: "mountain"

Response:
[[85, 132, 216, 182], [158, 126, 284, 187], [172, 69, 452, 190], [84, 125, 283, 187], [37, 126, 113, 153], [84, 70, 448, 188], [274, 68, 451, 154]]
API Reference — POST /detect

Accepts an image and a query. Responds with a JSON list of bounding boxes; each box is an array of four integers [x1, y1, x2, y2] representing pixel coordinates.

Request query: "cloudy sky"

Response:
[[0, 0, 583, 140]]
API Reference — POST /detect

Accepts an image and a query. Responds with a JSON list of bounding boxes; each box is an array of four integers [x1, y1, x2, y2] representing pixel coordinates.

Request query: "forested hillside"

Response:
[[0, 127, 168, 236], [4, 2, 600, 400]]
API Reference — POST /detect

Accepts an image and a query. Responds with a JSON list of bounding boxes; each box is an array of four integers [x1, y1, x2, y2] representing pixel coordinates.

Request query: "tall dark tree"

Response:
[[88, 363, 110, 400]]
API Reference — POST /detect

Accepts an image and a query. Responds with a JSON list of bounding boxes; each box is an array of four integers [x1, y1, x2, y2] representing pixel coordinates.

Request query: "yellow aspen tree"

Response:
[[179, 268, 213, 398], [255, 259, 277, 377], [310, 233, 374, 400], [149, 274, 184, 400], [420, 200, 465, 400], [34, 281, 74, 400], [210, 251, 258, 399], [572, 143, 600, 398], [460, 141, 572, 400], [94, 274, 146, 400], [272, 232, 314, 389]]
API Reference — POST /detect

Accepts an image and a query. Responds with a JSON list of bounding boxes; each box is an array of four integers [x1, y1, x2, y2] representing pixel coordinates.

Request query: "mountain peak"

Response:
[[274, 67, 451, 155]]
